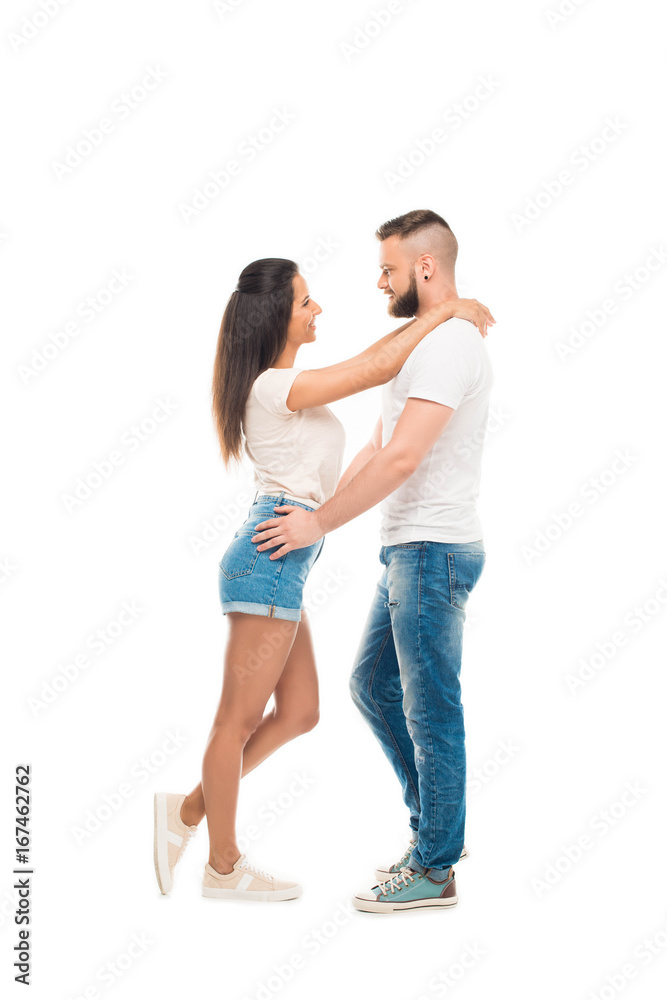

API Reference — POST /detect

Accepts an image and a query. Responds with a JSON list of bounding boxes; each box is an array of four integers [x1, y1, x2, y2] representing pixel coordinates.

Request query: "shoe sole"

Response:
[[153, 793, 172, 895], [202, 885, 302, 901], [353, 894, 458, 913], [374, 846, 467, 883]]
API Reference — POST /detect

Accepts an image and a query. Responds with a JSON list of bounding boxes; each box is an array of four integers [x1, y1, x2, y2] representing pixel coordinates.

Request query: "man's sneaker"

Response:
[[202, 855, 302, 901], [354, 866, 458, 913], [153, 792, 198, 895], [374, 842, 467, 883]]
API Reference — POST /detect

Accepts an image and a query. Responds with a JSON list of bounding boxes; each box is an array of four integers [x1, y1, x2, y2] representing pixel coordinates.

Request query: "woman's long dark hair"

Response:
[[212, 258, 298, 465]]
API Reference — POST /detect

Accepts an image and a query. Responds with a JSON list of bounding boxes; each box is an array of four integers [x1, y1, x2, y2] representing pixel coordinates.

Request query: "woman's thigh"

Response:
[[273, 610, 319, 717], [213, 613, 299, 726]]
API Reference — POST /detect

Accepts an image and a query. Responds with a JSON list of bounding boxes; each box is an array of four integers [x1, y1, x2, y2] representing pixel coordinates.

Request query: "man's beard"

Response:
[[387, 272, 420, 318]]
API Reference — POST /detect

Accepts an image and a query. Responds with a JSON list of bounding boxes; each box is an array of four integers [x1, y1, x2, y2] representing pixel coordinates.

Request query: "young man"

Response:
[[252, 209, 494, 912]]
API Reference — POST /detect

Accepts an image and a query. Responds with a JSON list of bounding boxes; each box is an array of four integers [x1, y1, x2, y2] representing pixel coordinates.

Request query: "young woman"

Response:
[[153, 257, 493, 901]]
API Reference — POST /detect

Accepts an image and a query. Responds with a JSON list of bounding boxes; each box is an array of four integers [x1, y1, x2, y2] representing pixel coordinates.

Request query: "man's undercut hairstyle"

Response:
[[375, 209, 459, 273]]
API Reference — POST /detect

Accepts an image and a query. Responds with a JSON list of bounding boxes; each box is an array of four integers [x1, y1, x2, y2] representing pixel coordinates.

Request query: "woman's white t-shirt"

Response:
[[242, 367, 346, 508]]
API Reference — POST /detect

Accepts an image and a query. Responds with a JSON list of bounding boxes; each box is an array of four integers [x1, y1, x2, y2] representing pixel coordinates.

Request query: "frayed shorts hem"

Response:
[[220, 600, 302, 621]]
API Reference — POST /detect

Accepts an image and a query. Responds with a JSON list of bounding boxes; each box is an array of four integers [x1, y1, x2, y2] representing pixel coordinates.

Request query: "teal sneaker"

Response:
[[354, 866, 458, 913], [374, 842, 467, 883]]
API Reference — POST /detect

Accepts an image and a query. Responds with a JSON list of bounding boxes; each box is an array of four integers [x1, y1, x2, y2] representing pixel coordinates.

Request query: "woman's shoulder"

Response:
[[249, 367, 305, 416]]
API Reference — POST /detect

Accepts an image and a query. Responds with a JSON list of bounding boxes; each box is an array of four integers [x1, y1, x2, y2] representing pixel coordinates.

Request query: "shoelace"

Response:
[[393, 844, 414, 870], [237, 856, 273, 880], [377, 867, 417, 896]]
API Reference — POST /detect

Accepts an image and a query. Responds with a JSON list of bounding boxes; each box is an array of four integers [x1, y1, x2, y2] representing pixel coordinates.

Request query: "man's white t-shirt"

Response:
[[242, 367, 346, 508], [380, 318, 493, 544]]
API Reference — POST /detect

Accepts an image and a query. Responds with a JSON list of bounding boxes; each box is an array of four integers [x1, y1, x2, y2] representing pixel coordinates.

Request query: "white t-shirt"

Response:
[[380, 319, 493, 544], [242, 367, 346, 508]]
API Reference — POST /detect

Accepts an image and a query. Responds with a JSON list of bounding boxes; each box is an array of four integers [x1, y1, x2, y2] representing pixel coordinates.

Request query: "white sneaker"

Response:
[[202, 854, 302, 901], [153, 792, 198, 894], [374, 840, 467, 883]]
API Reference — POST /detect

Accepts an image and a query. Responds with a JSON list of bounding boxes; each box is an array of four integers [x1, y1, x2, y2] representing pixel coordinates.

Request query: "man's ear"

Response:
[[418, 254, 435, 281]]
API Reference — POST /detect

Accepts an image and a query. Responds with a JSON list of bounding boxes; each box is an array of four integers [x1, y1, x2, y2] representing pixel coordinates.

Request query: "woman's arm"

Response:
[[321, 321, 415, 372], [286, 298, 494, 412], [334, 417, 383, 494]]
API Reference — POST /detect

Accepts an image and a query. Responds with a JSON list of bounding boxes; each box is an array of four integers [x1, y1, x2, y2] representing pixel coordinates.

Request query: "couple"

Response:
[[153, 209, 495, 913]]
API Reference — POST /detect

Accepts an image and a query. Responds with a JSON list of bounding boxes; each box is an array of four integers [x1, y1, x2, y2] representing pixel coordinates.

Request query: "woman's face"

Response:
[[286, 272, 321, 346]]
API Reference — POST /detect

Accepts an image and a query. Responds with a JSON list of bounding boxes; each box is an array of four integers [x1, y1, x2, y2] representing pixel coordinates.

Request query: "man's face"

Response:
[[377, 235, 420, 318]]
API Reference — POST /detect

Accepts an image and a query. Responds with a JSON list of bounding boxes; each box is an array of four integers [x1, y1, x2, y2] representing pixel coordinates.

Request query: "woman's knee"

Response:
[[276, 705, 320, 737], [296, 706, 320, 734], [208, 710, 264, 747]]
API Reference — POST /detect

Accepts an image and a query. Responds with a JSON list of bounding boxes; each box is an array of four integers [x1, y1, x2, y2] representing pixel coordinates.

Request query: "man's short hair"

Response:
[[375, 209, 458, 271]]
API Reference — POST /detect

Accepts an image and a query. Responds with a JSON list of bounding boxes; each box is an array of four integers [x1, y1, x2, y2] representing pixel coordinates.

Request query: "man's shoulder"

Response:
[[410, 317, 483, 361]]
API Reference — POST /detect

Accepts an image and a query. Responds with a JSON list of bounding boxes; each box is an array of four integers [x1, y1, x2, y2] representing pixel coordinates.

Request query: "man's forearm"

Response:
[[317, 447, 414, 535]]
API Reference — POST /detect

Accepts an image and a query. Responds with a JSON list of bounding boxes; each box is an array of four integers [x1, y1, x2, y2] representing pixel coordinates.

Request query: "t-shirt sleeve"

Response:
[[404, 325, 479, 411], [252, 368, 304, 416]]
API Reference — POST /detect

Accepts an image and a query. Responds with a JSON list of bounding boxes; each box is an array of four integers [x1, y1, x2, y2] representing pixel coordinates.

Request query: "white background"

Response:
[[2, 0, 666, 997]]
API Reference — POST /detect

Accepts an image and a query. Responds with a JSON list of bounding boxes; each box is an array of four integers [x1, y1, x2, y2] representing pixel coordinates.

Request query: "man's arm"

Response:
[[333, 416, 383, 494], [316, 398, 454, 533], [252, 399, 455, 557]]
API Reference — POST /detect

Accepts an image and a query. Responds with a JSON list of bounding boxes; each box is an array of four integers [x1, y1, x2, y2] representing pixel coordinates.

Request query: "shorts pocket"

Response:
[[447, 551, 486, 611], [219, 533, 260, 580]]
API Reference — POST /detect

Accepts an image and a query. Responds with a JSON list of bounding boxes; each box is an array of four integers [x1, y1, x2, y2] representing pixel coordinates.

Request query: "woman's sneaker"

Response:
[[153, 792, 198, 895], [202, 855, 302, 901], [374, 841, 467, 883], [354, 866, 458, 913]]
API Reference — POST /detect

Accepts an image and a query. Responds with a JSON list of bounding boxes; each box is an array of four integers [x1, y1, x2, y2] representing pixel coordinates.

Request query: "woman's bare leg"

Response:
[[182, 611, 319, 832], [201, 612, 298, 873]]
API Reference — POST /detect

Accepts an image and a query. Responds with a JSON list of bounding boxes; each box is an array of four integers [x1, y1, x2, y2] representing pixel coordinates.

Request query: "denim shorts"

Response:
[[218, 492, 325, 621]]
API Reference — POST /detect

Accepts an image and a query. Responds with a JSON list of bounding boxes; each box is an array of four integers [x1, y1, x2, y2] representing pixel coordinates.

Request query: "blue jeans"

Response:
[[350, 540, 486, 878]]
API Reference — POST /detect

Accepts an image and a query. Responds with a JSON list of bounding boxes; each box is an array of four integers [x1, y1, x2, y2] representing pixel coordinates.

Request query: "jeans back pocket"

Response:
[[219, 532, 261, 580], [447, 551, 486, 611]]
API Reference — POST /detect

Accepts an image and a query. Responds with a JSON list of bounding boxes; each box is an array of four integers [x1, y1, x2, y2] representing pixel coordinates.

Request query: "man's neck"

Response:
[[414, 281, 458, 318]]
